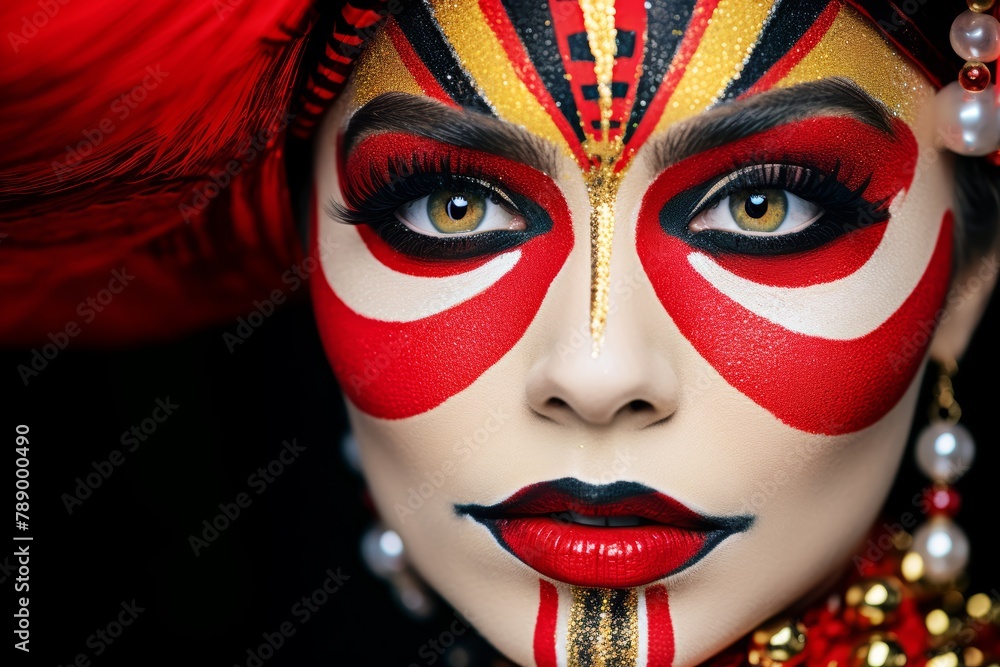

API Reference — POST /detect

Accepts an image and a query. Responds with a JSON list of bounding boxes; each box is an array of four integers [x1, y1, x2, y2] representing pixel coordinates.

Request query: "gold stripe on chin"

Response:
[[567, 587, 639, 667]]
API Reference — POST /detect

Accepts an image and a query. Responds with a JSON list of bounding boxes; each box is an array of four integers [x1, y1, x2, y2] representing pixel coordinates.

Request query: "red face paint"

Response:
[[534, 580, 559, 667], [635, 116, 951, 435], [312, 134, 574, 419]]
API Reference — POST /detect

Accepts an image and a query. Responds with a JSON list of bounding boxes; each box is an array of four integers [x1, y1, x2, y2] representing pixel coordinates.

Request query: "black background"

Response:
[[4, 283, 999, 666]]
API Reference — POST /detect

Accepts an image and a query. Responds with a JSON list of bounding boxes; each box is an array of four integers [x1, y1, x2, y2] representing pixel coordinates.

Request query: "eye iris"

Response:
[[428, 190, 487, 233], [729, 189, 788, 232]]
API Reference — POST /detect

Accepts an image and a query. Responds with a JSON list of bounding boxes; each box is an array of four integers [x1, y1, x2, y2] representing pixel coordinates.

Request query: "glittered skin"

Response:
[[312, 1, 951, 665], [567, 587, 638, 666], [534, 582, 675, 666]]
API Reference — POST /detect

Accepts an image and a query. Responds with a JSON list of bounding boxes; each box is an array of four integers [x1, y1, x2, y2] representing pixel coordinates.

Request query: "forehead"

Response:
[[349, 0, 928, 167]]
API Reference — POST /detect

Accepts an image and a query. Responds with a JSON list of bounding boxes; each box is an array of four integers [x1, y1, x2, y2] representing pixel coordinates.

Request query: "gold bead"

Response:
[[901, 552, 924, 583], [966, 593, 992, 619], [963, 647, 984, 667], [968, 0, 996, 12], [850, 635, 908, 667], [749, 618, 808, 667], [844, 578, 904, 628], [927, 651, 963, 667], [926, 609, 951, 636]]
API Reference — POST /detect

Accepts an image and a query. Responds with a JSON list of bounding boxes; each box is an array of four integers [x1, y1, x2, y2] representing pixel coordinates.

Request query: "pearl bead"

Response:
[[968, 0, 996, 14], [960, 60, 992, 92], [951, 10, 1000, 62], [915, 422, 976, 483], [935, 82, 1000, 155], [361, 524, 407, 577], [910, 517, 970, 583]]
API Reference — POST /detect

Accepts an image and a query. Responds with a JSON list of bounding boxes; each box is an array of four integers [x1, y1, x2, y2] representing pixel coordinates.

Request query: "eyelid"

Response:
[[692, 164, 818, 213]]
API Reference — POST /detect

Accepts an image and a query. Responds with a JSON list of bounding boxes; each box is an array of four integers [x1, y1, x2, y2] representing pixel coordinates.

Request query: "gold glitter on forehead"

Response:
[[776, 5, 929, 123], [350, 28, 422, 108], [567, 587, 639, 666], [579, 0, 624, 356], [653, 0, 776, 134]]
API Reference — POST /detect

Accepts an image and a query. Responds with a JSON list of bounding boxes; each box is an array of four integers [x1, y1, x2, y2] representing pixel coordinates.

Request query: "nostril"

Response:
[[546, 397, 568, 409], [628, 399, 655, 412]]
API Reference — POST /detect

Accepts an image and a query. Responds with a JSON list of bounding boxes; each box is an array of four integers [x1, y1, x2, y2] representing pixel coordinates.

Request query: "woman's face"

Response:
[[311, 1, 953, 664]]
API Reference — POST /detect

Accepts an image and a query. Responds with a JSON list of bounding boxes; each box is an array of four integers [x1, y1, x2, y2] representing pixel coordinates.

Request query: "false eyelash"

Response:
[[326, 152, 513, 228], [695, 162, 886, 221], [669, 161, 890, 256], [326, 150, 552, 261]]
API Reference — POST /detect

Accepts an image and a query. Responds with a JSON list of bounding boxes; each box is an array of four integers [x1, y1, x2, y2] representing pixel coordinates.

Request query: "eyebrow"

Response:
[[343, 92, 558, 175], [647, 77, 895, 173]]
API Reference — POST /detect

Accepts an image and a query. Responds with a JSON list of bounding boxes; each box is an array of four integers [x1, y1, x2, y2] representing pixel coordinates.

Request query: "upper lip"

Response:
[[457, 478, 742, 531]]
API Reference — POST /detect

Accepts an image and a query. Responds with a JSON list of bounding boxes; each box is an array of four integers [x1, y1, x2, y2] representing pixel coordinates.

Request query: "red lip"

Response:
[[456, 479, 752, 588]]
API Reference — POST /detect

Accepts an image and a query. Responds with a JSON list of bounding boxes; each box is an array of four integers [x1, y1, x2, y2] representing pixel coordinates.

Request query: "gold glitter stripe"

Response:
[[580, 0, 618, 147], [429, 0, 575, 159], [350, 26, 424, 108], [653, 0, 777, 132], [774, 5, 928, 123], [567, 587, 639, 667], [579, 0, 624, 355]]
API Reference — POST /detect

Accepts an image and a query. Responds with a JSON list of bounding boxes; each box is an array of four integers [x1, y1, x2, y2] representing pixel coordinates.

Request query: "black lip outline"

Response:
[[455, 478, 754, 587]]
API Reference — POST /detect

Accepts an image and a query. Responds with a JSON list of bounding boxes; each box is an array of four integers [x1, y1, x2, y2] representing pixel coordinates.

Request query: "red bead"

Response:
[[960, 61, 991, 92], [987, 149, 1000, 166], [921, 484, 962, 517]]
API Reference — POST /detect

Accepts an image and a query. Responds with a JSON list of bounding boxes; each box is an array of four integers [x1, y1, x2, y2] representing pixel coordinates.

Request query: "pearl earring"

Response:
[[905, 360, 975, 584], [342, 430, 436, 620]]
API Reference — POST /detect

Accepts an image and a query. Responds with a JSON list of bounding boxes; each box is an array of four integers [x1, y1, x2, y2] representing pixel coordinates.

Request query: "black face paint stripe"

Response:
[[717, 0, 832, 102], [394, 1, 493, 114], [500, 0, 588, 145], [621, 0, 698, 145]]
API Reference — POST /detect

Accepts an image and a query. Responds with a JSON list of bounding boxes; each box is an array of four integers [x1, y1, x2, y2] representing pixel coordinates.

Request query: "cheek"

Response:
[[310, 201, 573, 419], [636, 201, 952, 435]]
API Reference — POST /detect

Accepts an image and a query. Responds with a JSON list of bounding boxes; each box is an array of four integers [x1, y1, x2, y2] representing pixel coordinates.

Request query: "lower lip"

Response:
[[494, 517, 709, 588]]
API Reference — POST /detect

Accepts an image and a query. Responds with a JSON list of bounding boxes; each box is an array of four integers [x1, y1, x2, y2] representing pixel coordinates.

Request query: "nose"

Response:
[[525, 301, 679, 429]]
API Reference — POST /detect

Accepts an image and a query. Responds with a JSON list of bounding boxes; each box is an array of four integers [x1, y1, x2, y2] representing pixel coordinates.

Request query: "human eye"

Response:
[[676, 163, 888, 256], [689, 165, 824, 236], [329, 139, 554, 261], [395, 181, 526, 237]]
